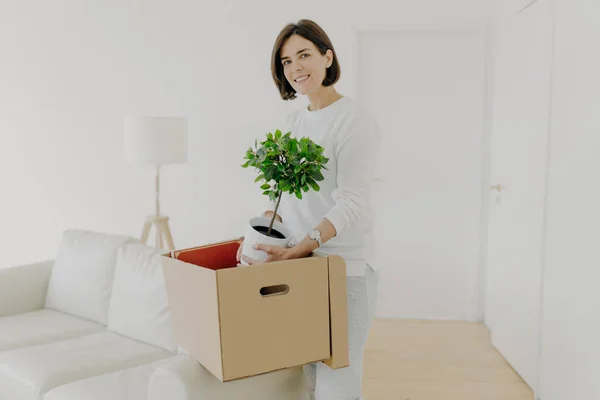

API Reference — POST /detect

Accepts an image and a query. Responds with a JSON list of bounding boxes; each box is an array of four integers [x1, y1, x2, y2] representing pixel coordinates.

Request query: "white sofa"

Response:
[[0, 230, 306, 400]]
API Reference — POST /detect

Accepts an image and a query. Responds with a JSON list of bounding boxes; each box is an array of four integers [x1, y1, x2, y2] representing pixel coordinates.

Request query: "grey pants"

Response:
[[303, 264, 379, 400]]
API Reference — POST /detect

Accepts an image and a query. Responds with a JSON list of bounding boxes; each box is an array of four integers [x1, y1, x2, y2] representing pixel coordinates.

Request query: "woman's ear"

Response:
[[325, 49, 334, 68]]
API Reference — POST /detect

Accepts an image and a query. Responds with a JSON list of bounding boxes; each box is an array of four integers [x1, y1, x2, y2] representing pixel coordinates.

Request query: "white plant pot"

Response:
[[239, 216, 292, 266]]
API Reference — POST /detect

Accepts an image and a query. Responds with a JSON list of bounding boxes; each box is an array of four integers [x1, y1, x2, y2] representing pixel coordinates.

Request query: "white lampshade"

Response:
[[124, 116, 188, 166]]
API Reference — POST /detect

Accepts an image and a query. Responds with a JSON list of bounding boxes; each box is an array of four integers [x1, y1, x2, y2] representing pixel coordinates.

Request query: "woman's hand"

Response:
[[239, 244, 303, 266], [236, 239, 244, 263]]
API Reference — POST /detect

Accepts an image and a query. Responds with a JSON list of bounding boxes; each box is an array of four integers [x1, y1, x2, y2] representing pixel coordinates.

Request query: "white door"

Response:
[[484, 0, 554, 394], [356, 30, 486, 320]]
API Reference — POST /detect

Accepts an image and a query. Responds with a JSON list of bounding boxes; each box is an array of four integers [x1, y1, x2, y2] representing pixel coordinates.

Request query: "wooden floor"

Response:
[[363, 319, 534, 400]]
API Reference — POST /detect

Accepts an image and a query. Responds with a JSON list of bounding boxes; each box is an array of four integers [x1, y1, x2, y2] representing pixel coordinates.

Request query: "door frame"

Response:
[[348, 24, 494, 322]]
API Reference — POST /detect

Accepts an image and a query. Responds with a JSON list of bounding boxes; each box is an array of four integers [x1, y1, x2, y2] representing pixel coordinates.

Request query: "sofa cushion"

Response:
[[45, 229, 136, 325], [107, 242, 177, 353], [0, 331, 170, 400], [44, 356, 181, 400], [0, 309, 104, 352]]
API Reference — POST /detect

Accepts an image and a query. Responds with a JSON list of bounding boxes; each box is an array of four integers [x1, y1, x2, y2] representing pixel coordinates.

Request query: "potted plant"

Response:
[[239, 129, 329, 265]]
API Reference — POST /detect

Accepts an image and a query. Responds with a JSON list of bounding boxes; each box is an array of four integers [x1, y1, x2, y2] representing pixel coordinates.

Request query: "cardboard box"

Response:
[[160, 238, 349, 382]]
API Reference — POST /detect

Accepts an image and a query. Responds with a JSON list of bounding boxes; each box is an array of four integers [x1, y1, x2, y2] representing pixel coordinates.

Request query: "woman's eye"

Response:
[[301, 53, 309, 58]]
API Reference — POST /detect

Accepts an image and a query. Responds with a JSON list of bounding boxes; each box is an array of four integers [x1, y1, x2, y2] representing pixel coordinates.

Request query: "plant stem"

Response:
[[267, 190, 283, 237]]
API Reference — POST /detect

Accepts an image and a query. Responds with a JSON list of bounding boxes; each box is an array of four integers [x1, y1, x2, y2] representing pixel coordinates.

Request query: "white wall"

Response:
[[539, 0, 600, 398], [0, 0, 491, 319]]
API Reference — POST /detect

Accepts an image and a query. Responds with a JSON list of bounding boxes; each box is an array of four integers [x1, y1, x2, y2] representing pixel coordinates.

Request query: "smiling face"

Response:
[[280, 34, 333, 97]]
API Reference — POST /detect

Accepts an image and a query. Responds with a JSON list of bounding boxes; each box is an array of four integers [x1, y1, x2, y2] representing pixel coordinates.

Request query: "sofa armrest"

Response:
[[148, 356, 306, 400], [0, 260, 54, 317]]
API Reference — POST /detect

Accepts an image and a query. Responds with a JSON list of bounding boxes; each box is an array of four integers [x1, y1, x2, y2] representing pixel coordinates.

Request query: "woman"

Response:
[[237, 19, 381, 400]]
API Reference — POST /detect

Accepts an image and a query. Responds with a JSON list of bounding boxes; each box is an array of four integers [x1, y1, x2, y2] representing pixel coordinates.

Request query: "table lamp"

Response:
[[124, 116, 188, 250]]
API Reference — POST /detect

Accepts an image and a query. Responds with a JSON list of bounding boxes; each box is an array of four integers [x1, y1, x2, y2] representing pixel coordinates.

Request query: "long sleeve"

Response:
[[323, 115, 381, 236]]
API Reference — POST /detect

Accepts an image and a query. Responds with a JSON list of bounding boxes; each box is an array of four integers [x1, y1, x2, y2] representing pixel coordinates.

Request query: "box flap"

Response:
[[161, 254, 224, 380], [323, 255, 350, 369]]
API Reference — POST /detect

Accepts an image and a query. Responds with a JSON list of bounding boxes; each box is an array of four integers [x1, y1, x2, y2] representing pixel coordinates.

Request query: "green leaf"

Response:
[[301, 139, 308, 155], [280, 179, 292, 191], [254, 174, 264, 183], [260, 183, 271, 190], [295, 190, 302, 200], [301, 174, 306, 185], [264, 165, 277, 180], [289, 140, 298, 155], [310, 170, 324, 181], [241, 160, 250, 168], [269, 191, 277, 201], [309, 181, 320, 191]]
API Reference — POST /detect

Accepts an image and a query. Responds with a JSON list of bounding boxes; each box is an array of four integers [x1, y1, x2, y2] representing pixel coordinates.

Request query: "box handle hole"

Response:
[[260, 284, 289, 297]]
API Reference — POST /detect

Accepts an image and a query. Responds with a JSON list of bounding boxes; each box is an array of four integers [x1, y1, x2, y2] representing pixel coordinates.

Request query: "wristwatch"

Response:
[[308, 229, 323, 247]]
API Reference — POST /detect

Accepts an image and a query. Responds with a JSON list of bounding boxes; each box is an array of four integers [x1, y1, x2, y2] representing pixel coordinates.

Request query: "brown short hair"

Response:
[[271, 19, 341, 101]]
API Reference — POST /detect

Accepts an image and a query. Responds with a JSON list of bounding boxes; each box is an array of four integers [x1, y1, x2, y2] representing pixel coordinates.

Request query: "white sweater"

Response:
[[274, 96, 381, 277]]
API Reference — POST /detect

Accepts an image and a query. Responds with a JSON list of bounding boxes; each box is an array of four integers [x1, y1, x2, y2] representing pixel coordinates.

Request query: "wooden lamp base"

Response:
[[141, 215, 175, 250]]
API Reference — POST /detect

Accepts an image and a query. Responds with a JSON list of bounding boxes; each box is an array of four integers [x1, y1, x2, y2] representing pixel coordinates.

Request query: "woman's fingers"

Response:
[[241, 255, 262, 265], [236, 240, 244, 262]]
